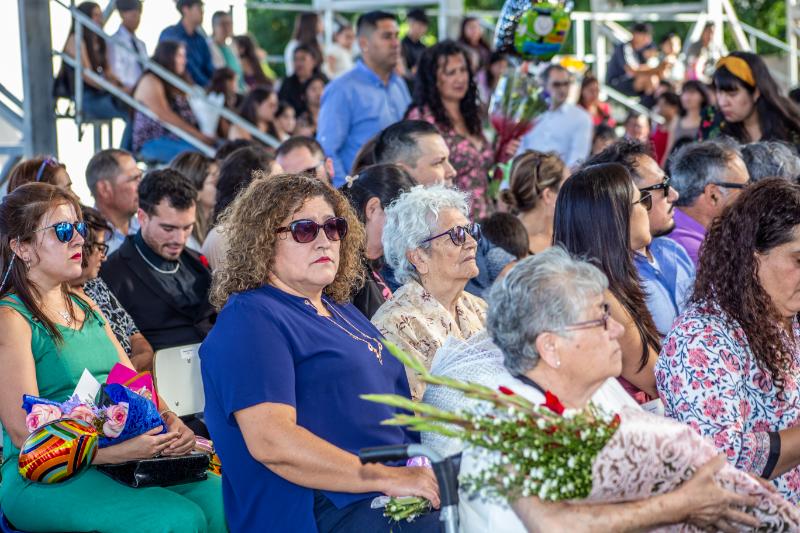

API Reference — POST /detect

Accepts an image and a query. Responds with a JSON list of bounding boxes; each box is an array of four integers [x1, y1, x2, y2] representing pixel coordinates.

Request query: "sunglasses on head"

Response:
[[35, 221, 87, 243], [35, 157, 60, 182], [639, 176, 671, 198], [421, 222, 482, 246], [276, 217, 348, 244], [634, 192, 653, 211]]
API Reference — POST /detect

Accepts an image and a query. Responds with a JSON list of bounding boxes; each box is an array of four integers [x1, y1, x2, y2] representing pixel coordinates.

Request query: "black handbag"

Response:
[[97, 452, 210, 488]]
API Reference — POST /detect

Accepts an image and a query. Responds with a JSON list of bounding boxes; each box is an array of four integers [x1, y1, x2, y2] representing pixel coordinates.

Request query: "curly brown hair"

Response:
[[209, 173, 365, 309], [692, 178, 800, 388]]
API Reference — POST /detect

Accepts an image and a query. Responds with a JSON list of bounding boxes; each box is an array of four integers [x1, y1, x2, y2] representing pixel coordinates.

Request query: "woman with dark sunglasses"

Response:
[[201, 174, 441, 532], [0, 183, 225, 532], [554, 163, 662, 406], [373, 185, 487, 401], [69, 205, 155, 372]]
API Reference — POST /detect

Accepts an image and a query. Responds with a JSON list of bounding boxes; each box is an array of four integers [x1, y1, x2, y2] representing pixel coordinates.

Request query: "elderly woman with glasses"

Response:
[[657, 178, 800, 504], [439, 248, 761, 532], [372, 185, 486, 401], [200, 174, 441, 532], [70, 205, 155, 372]]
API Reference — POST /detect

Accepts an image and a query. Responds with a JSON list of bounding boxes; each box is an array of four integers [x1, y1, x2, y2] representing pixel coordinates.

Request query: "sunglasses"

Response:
[[34, 221, 87, 243], [35, 157, 60, 182], [639, 176, 671, 198], [421, 222, 482, 246], [276, 217, 348, 244], [634, 192, 653, 211], [557, 303, 611, 332]]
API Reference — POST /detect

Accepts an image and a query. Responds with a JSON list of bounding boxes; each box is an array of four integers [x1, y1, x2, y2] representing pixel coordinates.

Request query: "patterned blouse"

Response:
[[133, 85, 199, 153], [83, 277, 140, 355], [655, 300, 800, 503], [406, 106, 495, 219], [371, 279, 487, 401]]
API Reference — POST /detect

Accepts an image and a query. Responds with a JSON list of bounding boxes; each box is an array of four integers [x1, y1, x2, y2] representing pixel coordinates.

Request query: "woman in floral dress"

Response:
[[656, 178, 800, 503], [407, 40, 498, 219]]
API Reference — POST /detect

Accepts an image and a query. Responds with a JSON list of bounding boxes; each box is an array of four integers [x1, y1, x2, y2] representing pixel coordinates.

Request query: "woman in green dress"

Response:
[[0, 183, 225, 532]]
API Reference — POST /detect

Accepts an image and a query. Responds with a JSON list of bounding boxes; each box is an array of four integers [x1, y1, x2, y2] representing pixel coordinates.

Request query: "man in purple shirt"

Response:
[[668, 141, 750, 264]]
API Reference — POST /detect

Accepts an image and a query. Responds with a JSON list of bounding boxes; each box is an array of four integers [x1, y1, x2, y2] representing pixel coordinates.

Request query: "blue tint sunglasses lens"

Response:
[[53, 222, 87, 243]]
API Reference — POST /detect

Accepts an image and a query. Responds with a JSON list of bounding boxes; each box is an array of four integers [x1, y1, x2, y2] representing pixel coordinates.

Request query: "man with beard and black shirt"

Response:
[[583, 139, 695, 334]]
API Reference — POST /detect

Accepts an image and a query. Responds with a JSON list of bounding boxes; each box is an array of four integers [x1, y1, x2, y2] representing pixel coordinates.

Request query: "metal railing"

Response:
[[54, 0, 280, 152]]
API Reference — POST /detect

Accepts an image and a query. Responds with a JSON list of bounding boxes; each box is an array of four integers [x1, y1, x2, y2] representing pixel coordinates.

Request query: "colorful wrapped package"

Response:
[[18, 419, 98, 483], [95, 383, 164, 447]]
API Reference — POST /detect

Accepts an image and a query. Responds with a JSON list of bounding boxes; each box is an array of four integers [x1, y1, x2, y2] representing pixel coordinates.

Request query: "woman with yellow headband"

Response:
[[700, 51, 800, 145]]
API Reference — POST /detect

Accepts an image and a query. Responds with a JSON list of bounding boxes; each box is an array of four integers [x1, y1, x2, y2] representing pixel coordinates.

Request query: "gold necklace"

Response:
[[306, 300, 384, 365]]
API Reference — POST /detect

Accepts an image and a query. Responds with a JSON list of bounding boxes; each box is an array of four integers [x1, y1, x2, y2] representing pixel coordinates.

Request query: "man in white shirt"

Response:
[[518, 64, 593, 168], [107, 0, 147, 92]]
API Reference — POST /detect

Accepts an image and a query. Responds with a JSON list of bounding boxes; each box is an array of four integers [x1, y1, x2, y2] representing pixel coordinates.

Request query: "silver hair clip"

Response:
[[344, 174, 358, 188]]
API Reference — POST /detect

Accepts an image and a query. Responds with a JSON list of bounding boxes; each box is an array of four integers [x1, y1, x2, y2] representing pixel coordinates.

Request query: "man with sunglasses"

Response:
[[276, 136, 334, 184], [517, 64, 593, 167], [668, 140, 750, 265], [586, 139, 696, 335], [101, 169, 216, 352]]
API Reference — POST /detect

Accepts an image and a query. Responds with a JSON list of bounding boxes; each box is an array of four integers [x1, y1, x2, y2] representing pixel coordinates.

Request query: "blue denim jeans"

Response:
[[138, 136, 198, 164]]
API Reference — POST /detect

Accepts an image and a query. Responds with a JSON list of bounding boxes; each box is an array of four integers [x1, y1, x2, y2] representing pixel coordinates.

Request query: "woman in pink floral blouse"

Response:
[[656, 178, 800, 503], [407, 41, 503, 219]]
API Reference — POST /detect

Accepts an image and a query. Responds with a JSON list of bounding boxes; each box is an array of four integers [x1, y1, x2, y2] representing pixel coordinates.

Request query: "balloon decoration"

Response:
[[494, 0, 572, 62], [18, 419, 98, 483]]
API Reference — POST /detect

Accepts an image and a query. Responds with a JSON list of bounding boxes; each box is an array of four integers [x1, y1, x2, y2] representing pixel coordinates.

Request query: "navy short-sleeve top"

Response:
[[200, 284, 415, 532]]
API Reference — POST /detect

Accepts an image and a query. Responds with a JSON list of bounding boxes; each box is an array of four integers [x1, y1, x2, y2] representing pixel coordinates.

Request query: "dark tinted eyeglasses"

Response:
[[421, 223, 482, 246], [711, 181, 748, 190], [35, 157, 60, 182], [550, 80, 571, 88], [557, 303, 611, 332], [634, 192, 653, 211], [639, 176, 671, 198], [34, 221, 87, 243], [276, 217, 348, 244]]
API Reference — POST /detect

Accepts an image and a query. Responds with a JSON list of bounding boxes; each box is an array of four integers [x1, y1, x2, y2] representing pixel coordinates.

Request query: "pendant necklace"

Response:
[[306, 300, 384, 365]]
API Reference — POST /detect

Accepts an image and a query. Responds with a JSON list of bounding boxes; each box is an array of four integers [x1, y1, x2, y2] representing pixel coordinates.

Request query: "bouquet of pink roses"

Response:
[[23, 383, 164, 447]]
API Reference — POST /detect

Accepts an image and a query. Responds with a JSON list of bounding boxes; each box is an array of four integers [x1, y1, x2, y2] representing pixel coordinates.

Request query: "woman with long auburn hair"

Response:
[[0, 183, 224, 532]]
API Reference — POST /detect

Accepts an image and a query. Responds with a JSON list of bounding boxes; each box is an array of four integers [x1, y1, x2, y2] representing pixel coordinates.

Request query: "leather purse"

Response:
[[97, 452, 210, 488]]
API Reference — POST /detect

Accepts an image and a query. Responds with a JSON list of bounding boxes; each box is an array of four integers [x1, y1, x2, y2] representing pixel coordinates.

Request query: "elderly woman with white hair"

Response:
[[372, 185, 486, 401], [446, 248, 759, 533]]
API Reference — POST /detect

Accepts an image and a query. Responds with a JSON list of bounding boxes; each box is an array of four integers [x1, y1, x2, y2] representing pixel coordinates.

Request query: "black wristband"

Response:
[[762, 431, 781, 479]]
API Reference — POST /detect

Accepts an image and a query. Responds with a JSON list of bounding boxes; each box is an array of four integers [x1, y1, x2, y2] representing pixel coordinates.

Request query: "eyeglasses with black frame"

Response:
[[711, 181, 748, 190], [421, 222, 482, 247], [34, 221, 87, 243], [555, 303, 611, 332], [633, 192, 653, 211], [276, 217, 348, 244], [639, 176, 671, 198], [85, 241, 110, 257]]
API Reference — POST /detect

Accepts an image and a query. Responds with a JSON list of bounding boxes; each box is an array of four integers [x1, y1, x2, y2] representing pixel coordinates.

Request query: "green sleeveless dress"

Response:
[[0, 295, 226, 533]]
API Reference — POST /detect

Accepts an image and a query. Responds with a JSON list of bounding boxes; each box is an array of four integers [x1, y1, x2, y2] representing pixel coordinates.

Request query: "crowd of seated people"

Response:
[[7, 5, 800, 532]]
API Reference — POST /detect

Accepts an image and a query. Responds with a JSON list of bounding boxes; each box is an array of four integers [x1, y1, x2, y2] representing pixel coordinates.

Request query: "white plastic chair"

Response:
[[153, 343, 205, 417]]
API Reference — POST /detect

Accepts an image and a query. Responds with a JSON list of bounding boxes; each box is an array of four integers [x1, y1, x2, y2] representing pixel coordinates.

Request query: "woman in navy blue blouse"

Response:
[[200, 173, 440, 532]]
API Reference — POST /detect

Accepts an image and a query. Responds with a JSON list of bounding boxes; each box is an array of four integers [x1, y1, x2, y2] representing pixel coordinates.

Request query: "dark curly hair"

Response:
[[692, 178, 800, 389], [553, 163, 661, 370], [407, 40, 482, 136]]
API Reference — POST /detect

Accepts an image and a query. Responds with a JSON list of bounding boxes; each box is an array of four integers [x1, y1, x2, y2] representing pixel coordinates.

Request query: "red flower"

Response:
[[199, 255, 210, 269], [498, 386, 515, 396], [610, 414, 621, 428], [542, 390, 565, 415]]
